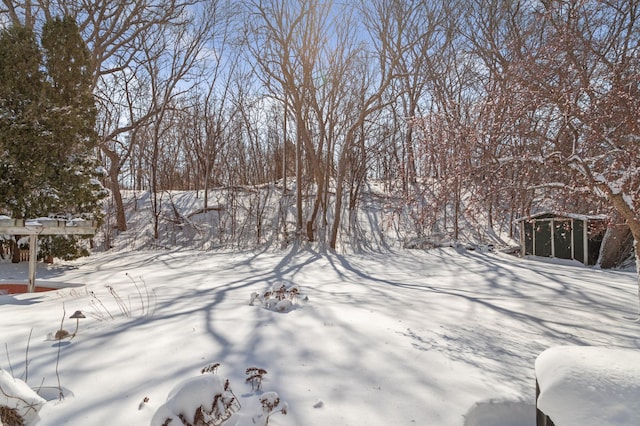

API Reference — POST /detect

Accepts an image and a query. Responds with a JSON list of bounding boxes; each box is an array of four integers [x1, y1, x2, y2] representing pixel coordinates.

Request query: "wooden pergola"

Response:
[[0, 217, 97, 292]]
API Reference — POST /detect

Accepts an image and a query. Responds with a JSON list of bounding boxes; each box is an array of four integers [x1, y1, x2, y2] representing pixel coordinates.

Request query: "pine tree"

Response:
[[0, 18, 107, 260], [41, 17, 107, 219], [0, 25, 49, 218]]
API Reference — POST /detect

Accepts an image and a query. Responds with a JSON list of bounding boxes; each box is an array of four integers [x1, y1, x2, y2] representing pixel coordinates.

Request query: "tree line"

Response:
[[0, 0, 638, 265]]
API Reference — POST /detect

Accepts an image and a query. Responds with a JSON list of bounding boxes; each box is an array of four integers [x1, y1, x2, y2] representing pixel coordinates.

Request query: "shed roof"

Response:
[[515, 211, 608, 223]]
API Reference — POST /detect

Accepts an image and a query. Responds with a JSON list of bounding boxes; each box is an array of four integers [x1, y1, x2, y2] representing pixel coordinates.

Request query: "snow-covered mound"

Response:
[[151, 373, 238, 426], [536, 346, 640, 426], [0, 369, 46, 425]]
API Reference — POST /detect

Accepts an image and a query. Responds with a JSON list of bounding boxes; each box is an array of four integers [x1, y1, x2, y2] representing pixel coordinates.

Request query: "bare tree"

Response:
[[388, 0, 451, 194], [133, 6, 213, 239], [482, 0, 640, 308], [1, 0, 202, 232], [246, 0, 337, 242], [196, 2, 240, 209]]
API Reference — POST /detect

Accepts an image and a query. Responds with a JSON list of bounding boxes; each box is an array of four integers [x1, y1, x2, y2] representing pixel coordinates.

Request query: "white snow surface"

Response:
[[535, 346, 640, 426], [1, 247, 639, 425]]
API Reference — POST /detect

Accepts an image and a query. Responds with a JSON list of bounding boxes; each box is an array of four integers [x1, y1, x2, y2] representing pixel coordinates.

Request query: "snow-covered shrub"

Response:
[[244, 368, 287, 426], [152, 364, 287, 426], [245, 367, 267, 391], [200, 363, 220, 375], [0, 369, 46, 426], [250, 284, 301, 313], [151, 371, 239, 426], [259, 392, 288, 426]]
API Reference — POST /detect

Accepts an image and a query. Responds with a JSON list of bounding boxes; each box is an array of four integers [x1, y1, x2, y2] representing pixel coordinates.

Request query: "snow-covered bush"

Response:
[[245, 367, 267, 391], [250, 284, 301, 313], [259, 392, 288, 426], [0, 369, 46, 426], [150, 371, 239, 426], [151, 364, 287, 426]]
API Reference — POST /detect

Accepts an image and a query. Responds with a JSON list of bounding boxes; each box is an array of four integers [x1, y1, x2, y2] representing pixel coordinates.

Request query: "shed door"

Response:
[[524, 222, 534, 255], [534, 221, 552, 257], [553, 220, 572, 260]]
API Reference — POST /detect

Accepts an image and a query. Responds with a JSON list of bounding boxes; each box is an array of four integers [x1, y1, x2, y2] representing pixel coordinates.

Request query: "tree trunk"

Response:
[[111, 180, 127, 232], [203, 153, 210, 210], [454, 177, 460, 241], [634, 239, 640, 316], [306, 188, 324, 242], [11, 238, 21, 263], [606, 190, 640, 314], [330, 143, 350, 250], [295, 124, 303, 236], [329, 179, 344, 250], [598, 225, 632, 269], [102, 147, 127, 231]]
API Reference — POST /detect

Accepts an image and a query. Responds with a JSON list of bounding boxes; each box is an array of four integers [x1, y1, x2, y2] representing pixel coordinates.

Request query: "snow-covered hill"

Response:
[[98, 183, 517, 254]]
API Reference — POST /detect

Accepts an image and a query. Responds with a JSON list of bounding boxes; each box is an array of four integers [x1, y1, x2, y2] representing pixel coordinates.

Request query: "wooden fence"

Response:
[[0, 245, 29, 262]]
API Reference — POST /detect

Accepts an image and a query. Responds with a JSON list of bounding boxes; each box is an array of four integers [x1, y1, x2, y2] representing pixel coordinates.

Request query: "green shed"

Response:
[[517, 212, 607, 266]]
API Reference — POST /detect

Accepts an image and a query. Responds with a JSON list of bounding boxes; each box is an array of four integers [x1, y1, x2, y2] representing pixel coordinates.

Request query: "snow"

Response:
[[150, 373, 234, 426], [535, 346, 640, 426], [1, 246, 639, 425], [0, 369, 46, 424]]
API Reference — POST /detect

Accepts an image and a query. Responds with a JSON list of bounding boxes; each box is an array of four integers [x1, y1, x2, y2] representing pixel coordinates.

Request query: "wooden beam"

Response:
[[0, 218, 97, 292], [0, 226, 96, 235], [0, 222, 96, 235], [27, 235, 37, 293]]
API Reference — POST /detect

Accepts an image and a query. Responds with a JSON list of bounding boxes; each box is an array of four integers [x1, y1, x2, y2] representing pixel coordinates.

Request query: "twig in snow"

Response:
[[4, 342, 14, 378], [55, 304, 65, 400], [25, 328, 32, 383]]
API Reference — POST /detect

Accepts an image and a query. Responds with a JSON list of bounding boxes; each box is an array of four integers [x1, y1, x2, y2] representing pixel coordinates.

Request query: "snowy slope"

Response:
[[98, 187, 517, 254]]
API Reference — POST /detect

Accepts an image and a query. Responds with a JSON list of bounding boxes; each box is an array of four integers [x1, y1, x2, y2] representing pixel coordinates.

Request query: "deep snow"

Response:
[[1, 246, 639, 425], [535, 345, 640, 426]]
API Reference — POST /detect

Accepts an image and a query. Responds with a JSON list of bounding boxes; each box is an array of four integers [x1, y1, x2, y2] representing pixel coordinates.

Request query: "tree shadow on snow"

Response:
[[16, 245, 639, 425], [323, 248, 640, 402]]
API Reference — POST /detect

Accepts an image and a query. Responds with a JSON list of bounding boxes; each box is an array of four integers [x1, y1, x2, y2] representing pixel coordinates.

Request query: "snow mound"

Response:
[[535, 346, 640, 426], [151, 373, 238, 426], [0, 369, 46, 425]]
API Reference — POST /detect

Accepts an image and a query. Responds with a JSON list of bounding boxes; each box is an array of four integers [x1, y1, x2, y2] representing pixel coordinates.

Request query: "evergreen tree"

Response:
[[0, 18, 107, 260], [0, 25, 49, 218], [40, 16, 107, 219]]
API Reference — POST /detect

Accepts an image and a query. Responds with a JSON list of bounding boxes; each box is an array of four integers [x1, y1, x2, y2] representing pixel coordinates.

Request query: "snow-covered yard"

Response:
[[1, 247, 638, 425]]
